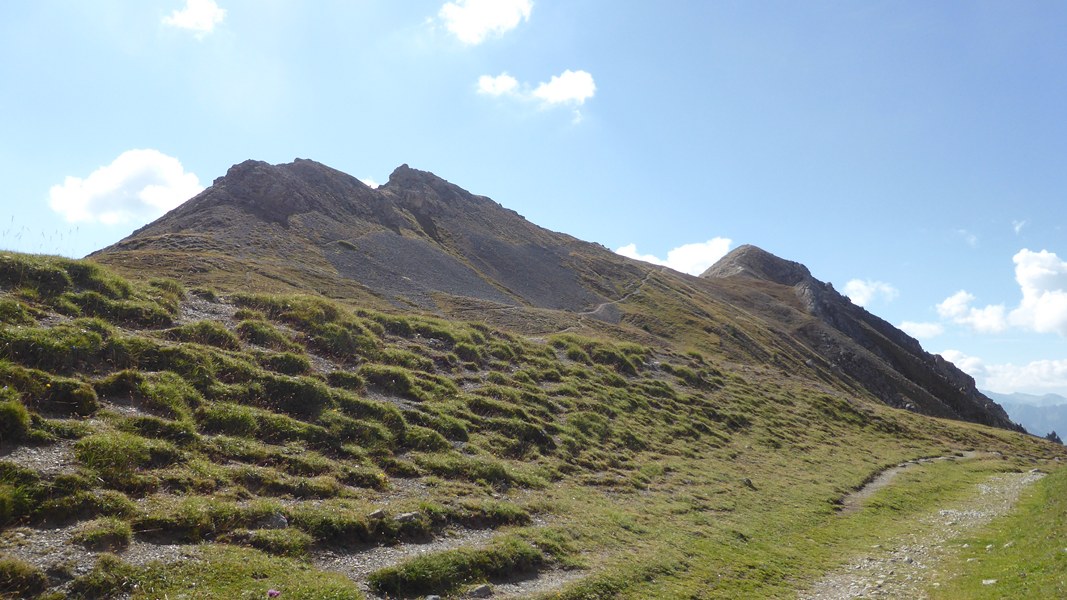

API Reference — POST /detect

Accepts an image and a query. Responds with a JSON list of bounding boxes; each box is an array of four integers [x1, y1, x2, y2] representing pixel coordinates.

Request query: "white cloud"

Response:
[[360, 177, 379, 189], [1012, 219, 1027, 234], [940, 350, 1067, 396], [49, 150, 203, 226], [1008, 249, 1067, 336], [163, 0, 226, 38], [477, 69, 596, 121], [532, 70, 596, 106], [477, 73, 519, 97], [939, 350, 988, 380], [843, 279, 899, 307], [899, 321, 944, 339], [936, 290, 1008, 333], [439, 0, 531, 45], [615, 238, 732, 276]]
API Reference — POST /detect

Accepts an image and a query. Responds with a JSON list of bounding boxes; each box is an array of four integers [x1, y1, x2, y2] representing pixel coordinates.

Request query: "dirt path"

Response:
[[578, 268, 657, 317], [837, 453, 979, 514], [799, 469, 1045, 599], [551, 267, 659, 335]]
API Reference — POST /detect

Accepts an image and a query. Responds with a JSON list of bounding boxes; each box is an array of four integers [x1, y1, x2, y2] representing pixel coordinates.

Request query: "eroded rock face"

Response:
[[94, 159, 609, 313], [702, 245, 1019, 430]]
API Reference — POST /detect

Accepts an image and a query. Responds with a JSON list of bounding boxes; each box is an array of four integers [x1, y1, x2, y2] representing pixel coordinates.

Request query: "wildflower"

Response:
[[267, 590, 281, 598]]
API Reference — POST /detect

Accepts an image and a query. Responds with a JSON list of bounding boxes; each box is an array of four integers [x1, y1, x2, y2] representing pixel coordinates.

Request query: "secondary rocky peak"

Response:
[[197, 158, 380, 225], [701, 244, 813, 286], [385, 164, 465, 196]]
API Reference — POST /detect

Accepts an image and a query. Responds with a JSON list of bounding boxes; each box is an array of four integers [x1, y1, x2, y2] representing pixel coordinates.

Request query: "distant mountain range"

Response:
[[984, 391, 1067, 440], [91, 158, 1018, 430]]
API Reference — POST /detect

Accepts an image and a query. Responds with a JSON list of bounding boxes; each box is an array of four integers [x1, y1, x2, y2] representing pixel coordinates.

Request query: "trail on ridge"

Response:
[[799, 469, 1045, 599]]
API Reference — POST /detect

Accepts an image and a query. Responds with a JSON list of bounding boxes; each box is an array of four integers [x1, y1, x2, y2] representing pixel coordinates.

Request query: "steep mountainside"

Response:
[[93, 160, 631, 313], [701, 245, 1016, 429], [93, 159, 1015, 430]]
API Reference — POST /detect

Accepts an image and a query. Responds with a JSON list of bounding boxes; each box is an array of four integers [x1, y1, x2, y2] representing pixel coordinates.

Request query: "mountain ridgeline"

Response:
[[94, 158, 1016, 430]]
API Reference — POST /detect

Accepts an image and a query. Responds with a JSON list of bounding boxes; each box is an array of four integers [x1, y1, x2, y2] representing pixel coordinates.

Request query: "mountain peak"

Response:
[[701, 244, 812, 286], [383, 163, 476, 207]]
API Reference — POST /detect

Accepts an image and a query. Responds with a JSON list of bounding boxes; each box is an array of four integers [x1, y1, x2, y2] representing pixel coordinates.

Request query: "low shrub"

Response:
[[368, 537, 544, 597], [0, 321, 107, 373], [35, 489, 135, 523], [197, 403, 259, 437], [0, 555, 48, 598], [235, 320, 301, 352], [0, 253, 72, 296], [402, 425, 451, 452], [359, 364, 421, 400], [117, 415, 198, 445], [165, 320, 241, 350], [0, 388, 30, 443], [257, 351, 311, 375], [0, 298, 33, 325], [222, 527, 314, 557], [72, 516, 133, 550], [326, 371, 364, 392], [75, 431, 179, 474], [68, 553, 136, 599]]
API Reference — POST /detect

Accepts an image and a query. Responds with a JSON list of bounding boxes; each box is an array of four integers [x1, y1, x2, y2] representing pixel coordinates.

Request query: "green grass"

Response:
[[0, 253, 1065, 598], [67, 546, 364, 599], [931, 466, 1067, 599], [368, 536, 544, 597], [0, 554, 48, 598], [72, 516, 133, 550]]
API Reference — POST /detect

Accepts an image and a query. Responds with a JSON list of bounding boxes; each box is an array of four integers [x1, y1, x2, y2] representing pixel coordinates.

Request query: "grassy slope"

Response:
[[0, 252, 1062, 599]]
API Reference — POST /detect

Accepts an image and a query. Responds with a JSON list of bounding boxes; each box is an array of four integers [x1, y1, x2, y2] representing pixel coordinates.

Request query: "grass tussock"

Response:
[[368, 536, 544, 597]]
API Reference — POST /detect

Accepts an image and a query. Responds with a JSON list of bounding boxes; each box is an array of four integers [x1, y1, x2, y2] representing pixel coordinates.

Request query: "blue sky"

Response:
[[3, 1, 1067, 399]]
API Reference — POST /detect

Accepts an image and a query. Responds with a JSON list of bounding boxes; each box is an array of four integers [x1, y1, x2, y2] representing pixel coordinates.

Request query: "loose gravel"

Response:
[[800, 469, 1045, 599]]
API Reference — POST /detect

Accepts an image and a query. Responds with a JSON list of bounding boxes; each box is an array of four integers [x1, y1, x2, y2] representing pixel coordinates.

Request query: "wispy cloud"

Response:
[[477, 73, 520, 96], [843, 279, 899, 307], [163, 0, 227, 39], [438, 0, 531, 45], [899, 321, 944, 339], [956, 228, 978, 247], [49, 150, 202, 225], [1012, 219, 1027, 235], [940, 349, 1067, 396], [615, 238, 732, 276]]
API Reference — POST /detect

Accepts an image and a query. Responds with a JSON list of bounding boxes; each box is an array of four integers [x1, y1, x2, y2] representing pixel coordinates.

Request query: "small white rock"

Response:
[[982, 579, 997, 585]]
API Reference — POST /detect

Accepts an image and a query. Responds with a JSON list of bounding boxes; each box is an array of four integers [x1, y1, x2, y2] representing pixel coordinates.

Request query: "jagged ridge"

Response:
[[94, 158, 1017, 430]]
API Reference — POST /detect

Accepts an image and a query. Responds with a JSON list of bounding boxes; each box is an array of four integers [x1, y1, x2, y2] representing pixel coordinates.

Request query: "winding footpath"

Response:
[[799, 468, 1045, 599]]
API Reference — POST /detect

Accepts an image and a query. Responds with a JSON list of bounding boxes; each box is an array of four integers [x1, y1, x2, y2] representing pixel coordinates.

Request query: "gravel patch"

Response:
[[0, 440, 78, 477], [800, 469, 1045, 599], [177, 294, 238, 326]]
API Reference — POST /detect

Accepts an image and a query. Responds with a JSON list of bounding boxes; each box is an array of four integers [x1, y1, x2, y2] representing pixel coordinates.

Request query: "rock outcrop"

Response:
[[703, 245, 1019, 430]]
